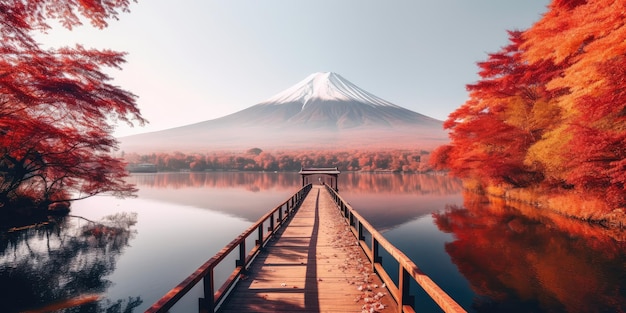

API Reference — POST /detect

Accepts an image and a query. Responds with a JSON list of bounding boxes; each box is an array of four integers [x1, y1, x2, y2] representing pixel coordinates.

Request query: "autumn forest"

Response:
[[123, 148, 432, 173], [430, 0, 625, 226]]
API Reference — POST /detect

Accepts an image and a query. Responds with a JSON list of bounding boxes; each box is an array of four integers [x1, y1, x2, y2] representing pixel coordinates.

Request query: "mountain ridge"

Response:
[[118, 72, 448, 153]]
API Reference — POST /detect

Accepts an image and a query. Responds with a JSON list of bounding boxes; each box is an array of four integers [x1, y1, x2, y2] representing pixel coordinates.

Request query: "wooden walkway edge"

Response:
[[218, 185, 398, 312]]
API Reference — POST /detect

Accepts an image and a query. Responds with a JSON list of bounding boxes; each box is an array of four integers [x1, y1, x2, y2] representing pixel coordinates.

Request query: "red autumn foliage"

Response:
[[0, 0, 143, 215], [431, 0, 626, 220], [434, 31, 560, 188]]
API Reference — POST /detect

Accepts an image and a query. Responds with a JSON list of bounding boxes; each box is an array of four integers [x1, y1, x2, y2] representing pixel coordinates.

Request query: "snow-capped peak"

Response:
[[260, 72, 401, 108]]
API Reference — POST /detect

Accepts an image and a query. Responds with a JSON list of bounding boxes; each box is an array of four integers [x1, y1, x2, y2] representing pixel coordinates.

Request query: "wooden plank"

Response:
[[218, 185, 397, 313]]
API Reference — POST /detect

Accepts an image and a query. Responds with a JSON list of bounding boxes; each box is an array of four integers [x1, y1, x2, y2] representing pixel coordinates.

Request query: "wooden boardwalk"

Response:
[[147, 182, 465, 313], [218, 185, 398, 312]]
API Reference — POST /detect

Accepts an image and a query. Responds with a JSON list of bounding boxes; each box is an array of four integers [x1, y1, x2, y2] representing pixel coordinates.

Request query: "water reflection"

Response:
[[5, 172, 620, 312], [128, 172, 464, 231], [128, 171, 463, 195], [126, 172, 302, 223], [129, 171, 299, 191], [0, 213, 141, 313], [0, 172, 465, 312], [338, 173, 463, 231], [433, 192, 626, 312], [339, 172, 463, 195]]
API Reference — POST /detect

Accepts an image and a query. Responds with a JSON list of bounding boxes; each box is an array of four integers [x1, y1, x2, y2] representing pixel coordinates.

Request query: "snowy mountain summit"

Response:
[[119, 72, 449, 153], [242, 71, 441, 129], [261, 72, 400, 109]]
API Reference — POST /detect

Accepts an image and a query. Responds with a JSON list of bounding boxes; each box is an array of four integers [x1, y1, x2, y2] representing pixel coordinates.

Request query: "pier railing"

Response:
[[324, 184, 466, 313], [146, 184, 313, 313]]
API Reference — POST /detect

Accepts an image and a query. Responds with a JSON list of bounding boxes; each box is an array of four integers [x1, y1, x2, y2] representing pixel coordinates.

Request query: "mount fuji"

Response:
[[118, 72, 448, 153]]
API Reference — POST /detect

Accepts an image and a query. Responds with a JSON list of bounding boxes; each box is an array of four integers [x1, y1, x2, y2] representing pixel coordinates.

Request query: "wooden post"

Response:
[[349, 211, 355, 227], [199, 270, 215, 313], [399, 266, 414, 313], [372, 238, 381, 272], [236, 242, 246, 267], [358, 221, 364, 241], [269, 212, 275, 232], [256, 224, 263, 246]]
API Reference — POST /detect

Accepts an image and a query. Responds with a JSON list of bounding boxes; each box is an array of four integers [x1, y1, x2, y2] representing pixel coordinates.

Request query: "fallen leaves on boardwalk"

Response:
[[219, 186, 395, 312], [323, 207, 390, 312]]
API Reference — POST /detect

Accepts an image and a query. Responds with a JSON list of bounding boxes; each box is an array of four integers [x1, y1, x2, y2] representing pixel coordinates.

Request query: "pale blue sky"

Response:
[[38, 1, 550, 137]]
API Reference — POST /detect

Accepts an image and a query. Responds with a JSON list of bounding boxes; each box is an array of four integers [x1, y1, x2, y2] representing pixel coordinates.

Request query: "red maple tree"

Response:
[[433, 31, 561, 188], [0, 0, 145, 216]]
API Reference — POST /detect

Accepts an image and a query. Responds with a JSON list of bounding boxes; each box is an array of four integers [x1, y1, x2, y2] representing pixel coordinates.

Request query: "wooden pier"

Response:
[[147, 183, 466, 313], [218, 185, 395, 312]]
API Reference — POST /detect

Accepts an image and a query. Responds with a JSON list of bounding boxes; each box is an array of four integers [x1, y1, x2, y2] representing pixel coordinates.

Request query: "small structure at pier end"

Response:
[[299, 167, 340, 191]]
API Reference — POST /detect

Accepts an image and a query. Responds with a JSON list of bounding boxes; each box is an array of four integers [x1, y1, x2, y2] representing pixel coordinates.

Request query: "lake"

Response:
[[1, 172, 624, 312]]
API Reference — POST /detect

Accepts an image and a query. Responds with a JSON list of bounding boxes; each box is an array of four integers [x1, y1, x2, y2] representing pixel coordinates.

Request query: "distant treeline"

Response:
[[122, 148, 433, 172]]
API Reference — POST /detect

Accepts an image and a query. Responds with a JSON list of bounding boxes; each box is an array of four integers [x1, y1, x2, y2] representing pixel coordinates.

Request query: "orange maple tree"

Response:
[[0, 1, 144, 216], [431, 0, 626, 215], [433, 31, 561, 187]]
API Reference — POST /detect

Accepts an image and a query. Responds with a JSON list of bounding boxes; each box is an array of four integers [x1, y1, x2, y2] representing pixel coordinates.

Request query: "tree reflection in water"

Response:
[[128, 172, 464, 229], [434, 192, 626, 313], [0, 213, 142, 313], [126, 171, 464, 195]]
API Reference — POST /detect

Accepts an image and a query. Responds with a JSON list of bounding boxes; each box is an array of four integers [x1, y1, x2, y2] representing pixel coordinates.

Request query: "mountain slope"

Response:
[[213, 72, 441, 128], [118, 72, 448, 153]]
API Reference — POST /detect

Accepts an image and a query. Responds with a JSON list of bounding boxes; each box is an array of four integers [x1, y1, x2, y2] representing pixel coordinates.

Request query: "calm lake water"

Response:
[[1, 172, 624, 312]]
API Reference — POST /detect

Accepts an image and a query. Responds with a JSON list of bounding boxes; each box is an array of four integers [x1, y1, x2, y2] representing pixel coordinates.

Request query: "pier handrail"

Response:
[[146, 184, 313, 313], [324, 184, 466, 313]]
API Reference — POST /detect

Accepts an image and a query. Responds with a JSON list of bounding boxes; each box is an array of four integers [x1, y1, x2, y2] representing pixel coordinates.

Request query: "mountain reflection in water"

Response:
[[0, 213, 141, 313]]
